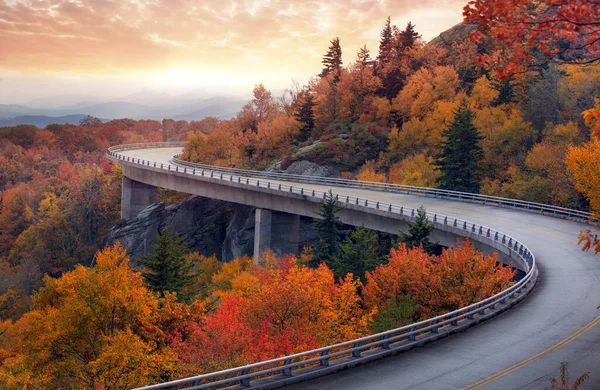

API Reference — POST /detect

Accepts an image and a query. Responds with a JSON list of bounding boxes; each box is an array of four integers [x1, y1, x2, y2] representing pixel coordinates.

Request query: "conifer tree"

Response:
[[335, 225, 383, 280], [312, 190, 343, 269], [140, 228, 197, 301], [294, 91, 315, 142], [435, 102, 483, 193], [377, 16, 393, 65], [320, 37, 343, 81], [357, 45, 373, 68], [397, 205, 436, 254], [399, 22, 420, 49]]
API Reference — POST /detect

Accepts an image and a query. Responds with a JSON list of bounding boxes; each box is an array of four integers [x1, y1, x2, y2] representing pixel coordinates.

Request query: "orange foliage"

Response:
[[363, 241, 515, 321], [356, 160, 387, 183]]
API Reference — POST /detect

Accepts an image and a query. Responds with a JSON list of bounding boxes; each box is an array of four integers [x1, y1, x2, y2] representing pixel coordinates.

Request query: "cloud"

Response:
[[0, 0, 465, 90]]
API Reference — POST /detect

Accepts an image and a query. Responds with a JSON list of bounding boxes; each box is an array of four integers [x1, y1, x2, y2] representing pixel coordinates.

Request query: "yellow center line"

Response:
[[462, 315, 600, 390]]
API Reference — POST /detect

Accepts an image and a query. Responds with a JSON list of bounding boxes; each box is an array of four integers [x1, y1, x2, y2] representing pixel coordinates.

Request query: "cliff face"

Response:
[[428, 23, 477, 49], [103, 196, 235, 263]]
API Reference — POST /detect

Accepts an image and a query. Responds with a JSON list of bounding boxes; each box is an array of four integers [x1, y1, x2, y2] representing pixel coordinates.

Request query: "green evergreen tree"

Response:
[[396, 205, 436, 254], [312, 190, 343, 269], [140, 228, 197, 301], [320, 37, 343, 81], [399, 22, 420, 49], [371, 295, 418, 333], [294, 91, 315, 142], [357, 45, 373, 68], [335, 226, 383, 280], [435, 102, 483, 193], [377, 16, 393, 65]]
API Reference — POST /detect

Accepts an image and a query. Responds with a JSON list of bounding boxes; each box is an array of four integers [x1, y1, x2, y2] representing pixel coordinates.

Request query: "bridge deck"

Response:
[[116, 147, 600, 390]]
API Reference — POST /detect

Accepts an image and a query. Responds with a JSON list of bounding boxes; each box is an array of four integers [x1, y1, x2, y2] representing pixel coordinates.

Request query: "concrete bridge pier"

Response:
[[254, 209, 300, 261], [121, 177, 158, 220]]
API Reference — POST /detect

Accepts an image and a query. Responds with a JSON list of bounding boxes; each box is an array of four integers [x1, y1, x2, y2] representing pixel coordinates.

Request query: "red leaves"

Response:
[[464, 0, 600, 77]]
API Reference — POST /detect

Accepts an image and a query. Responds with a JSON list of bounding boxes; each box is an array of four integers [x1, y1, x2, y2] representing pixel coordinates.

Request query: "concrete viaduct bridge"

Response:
[[107, 142, 600, 390]]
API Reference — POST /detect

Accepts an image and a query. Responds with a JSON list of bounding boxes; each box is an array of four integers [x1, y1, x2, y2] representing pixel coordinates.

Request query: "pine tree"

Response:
[[357, 45, 373, 68], [294, 91, 315, 142], [377, 16, 393, 65], [320, 37, 343, 81], [435, 101, 483, 193], [312, 190, 343, 269], [399, 22, 420, 49], [397, 205, 436, 254], [140, 228, 197, 301], [335, 226, 384, 281]]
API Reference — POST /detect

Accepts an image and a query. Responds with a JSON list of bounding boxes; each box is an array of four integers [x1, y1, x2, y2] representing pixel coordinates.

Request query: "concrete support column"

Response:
[[253, 209, 300, 261], [254, 209, 272, 260], [121, 176, 158, 220]]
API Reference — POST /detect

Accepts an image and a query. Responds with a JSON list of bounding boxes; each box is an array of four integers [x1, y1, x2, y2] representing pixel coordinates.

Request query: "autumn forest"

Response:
[[1, 0, 599, 388]]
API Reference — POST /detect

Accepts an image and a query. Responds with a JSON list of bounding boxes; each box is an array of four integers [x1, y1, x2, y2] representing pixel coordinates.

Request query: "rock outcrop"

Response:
[[103, 196, 233, 263], [283, 160, 340, 178]]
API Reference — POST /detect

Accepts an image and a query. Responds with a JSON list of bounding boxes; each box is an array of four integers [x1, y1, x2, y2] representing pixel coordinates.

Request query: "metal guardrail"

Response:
[[109, 142, 595, 224], [106, 142, 540, 389]]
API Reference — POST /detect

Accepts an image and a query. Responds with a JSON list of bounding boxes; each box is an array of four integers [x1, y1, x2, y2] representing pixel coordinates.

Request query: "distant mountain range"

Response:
[[0, 92, 248, 127]]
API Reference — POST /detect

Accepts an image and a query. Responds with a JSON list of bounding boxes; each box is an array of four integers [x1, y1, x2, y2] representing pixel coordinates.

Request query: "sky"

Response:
[[0, 0, 465, 105]]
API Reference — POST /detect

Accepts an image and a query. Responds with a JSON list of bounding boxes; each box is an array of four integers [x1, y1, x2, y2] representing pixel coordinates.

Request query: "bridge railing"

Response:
[[107, 142, 595, 224], [107, 143, 539, 390]]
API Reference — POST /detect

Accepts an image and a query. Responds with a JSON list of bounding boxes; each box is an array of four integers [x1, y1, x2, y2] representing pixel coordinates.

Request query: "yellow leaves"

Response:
[[582, 99, 600, 138], [0, 244, 177, 388], [356, 160, 386, 183], [469, 75, 499, 109], [566, 138, 600, 220], [388, 154, 440, 188], [211, 256, 254, 293], [393, 66, 460, 120]]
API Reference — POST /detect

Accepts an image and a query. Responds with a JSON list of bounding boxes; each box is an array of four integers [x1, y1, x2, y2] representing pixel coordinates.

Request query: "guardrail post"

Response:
[[240, 368, 251, 387], [247, 178, 249, 185], [467, 308, 474, 320], [389, 204, 392, 212], [444, 216, 448, 225], [431, 319, 438, 333], [487, 228, 490, 237], [184, 167, 186, 173], [376, 201, 379, 209], [411, 209, 415, 217], [381, 334, 390, 349], [210, 171, 213, 178], [301, 188, 304, 195], [478, 303, 485, 315], [463, 221, 467, 230], [282, 358, 292, 377], [472, 224, 476, 233], [502, 235, 506, 244], [320, 350, 330, 366], [400, 207, 403, 215], [220, 173, 223, 180], [289, 186, 292, 192], [451, 313, 458, 326], [312, 190, 315, 197], [355, 198, 359, 205], [479, 226, 483, 234], [408, 327, 416, 341], [365, 200, 368, 206], [454, 219, 457, 227], [352, 342, 361, 357]]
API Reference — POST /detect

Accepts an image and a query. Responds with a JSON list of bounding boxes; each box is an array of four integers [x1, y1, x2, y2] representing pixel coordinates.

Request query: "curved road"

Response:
[[117, 147, 600, 390]]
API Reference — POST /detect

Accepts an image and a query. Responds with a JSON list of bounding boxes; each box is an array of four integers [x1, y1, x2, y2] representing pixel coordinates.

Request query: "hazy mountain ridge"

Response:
[[0, 93, 247, 126]]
